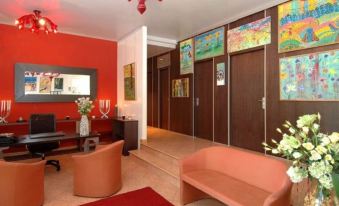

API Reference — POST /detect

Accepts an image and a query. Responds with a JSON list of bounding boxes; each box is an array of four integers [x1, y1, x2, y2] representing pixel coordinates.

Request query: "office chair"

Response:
[[27, 114, 61, 171]]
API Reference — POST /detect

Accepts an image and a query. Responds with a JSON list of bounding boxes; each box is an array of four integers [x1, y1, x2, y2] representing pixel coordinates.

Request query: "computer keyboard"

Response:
[[29, 132, 65, 139]]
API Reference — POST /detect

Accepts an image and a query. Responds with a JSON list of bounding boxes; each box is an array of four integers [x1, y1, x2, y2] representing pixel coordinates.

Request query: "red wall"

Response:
[[0, 24, 117, 122]]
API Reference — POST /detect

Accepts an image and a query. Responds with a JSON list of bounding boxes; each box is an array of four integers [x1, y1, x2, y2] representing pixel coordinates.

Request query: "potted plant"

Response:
[[263, 114, 339, 205], [75, 97, 94, 137]]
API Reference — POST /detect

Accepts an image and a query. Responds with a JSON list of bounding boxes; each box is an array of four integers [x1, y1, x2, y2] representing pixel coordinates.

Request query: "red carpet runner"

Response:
[[80, 187, 174, 206]]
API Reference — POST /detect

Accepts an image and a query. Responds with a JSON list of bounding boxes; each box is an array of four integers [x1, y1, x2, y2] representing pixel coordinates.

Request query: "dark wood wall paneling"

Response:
[[214, 55, 228, 144], [147, 58, 153, 126], [266, 7, 339, 143], [147, 4, 339, 148], [170, 47, 194, 135], [152, 57, 159, 127]]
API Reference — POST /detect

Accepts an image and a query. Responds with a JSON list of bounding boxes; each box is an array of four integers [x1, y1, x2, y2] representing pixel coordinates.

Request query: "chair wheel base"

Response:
[[46, 160, 61, 171]]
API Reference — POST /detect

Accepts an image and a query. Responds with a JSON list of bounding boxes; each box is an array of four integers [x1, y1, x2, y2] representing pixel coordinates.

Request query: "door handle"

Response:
[[196, 98, 199, 107], [258, 97, 266, 110]]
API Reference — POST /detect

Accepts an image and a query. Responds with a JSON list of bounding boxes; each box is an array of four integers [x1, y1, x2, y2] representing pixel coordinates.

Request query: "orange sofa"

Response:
[[72, 140, 124, 198], [180, 146, 292, 206], [0, 160, 46, 206]]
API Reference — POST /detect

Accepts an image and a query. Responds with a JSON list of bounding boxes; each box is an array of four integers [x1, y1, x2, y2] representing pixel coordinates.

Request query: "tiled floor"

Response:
[[21, 153, 223, 206], [15, 127, 308, 206], [145, 127, 219, 159]]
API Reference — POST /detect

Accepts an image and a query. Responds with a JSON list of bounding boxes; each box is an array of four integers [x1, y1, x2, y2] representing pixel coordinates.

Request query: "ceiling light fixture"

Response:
[[15, 10, 58, 34], [128, 0, 163, 15]]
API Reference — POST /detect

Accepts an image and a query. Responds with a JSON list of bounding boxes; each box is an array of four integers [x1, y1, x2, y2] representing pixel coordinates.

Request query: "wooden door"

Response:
[[230, 49, 265, 152], [147, 71, 153, 126], [194, 60, 213, 141], [159, 67, 169, 129]]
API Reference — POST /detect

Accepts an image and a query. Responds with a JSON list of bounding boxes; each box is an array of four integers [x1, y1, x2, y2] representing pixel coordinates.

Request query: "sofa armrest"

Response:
[[264, 178, 293, 206]]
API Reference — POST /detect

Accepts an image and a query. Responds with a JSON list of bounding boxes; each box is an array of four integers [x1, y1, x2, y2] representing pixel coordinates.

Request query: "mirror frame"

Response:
[[15, 63, 97, 102]]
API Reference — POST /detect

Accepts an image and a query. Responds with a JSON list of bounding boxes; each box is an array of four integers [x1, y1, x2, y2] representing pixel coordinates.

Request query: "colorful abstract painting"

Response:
[[280, 50, 339, 101], [216, 62, 226, 86], [194, 27, 224, 61], [124, 63, 136, 100], [172, 78, 189, 98], [278, 0, 339, 53], [227, 17, 271, 53], [180, 39, 194, 74]]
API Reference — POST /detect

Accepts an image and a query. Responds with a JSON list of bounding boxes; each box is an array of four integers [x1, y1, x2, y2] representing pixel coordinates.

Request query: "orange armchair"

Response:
[[0, 160, 46, 206], [72, 140, 124, 198]]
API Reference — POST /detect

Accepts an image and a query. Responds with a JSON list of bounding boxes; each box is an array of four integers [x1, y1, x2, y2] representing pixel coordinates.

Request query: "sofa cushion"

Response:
[[182, 169, 271, 206]]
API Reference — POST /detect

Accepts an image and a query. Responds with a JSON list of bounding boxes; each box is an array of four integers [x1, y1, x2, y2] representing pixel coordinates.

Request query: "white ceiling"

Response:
[[0, 0, 286, 42]]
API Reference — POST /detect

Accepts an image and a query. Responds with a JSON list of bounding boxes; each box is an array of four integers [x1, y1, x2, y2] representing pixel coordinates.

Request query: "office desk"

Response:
[[0, 132, 100, 159]]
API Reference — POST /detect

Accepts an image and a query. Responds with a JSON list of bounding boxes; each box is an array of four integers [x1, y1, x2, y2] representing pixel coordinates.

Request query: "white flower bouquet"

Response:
[[263, 113, 339, 198], [75, 97, 94, 116]]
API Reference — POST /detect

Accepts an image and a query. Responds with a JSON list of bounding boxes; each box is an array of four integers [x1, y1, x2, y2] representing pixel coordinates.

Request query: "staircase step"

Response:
[[130, 149, 179, 178], [140, 144, 179, 168], [129, 144, 180, 187]]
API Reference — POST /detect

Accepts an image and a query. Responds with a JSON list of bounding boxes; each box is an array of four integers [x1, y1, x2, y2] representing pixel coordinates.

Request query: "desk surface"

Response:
[[14, 132, 101, 146], [0, 117, 115, 127]]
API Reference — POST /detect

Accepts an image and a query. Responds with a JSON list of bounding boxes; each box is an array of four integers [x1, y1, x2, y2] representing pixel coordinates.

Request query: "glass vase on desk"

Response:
[[80, 115, 89, 137]]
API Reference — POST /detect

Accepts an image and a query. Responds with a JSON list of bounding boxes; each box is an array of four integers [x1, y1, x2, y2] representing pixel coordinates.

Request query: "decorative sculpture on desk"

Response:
[[0, 100, 11, 124], [99, 100, 110, 119]]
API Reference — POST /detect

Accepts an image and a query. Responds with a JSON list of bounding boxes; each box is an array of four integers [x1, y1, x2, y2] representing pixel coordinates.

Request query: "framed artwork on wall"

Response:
[[278, 0, 339, 53], [194, 27, 224, 61], [180, 38, 194, 74], [227, 16, 271, 53], [280, 49, 339, 101], [124, 63, 136, 101], [54, 78, 64, 91], [172, 78, 189, 98], [216, 62, 226, 86], [39, 77, 51, 93], [24, 76, 37, 92]]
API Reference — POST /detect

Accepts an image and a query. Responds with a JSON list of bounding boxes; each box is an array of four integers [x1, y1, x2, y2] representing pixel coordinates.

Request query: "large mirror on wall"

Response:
[[15, 63, 97, 102]]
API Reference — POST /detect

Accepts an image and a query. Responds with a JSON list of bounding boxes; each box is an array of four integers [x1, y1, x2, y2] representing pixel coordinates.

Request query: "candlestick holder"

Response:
[[99, 100, 110, 119], [0, 100, 11, 124]]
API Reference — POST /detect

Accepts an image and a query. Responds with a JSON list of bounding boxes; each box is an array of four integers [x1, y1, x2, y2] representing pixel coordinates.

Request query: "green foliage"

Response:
[[263, 113, 339, 197], [75, 97, 94, 116]]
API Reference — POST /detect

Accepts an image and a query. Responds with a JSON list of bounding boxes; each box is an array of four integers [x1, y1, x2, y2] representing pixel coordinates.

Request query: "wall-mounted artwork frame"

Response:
[[280, 49, 339, 101], [172, 78, 189, 98], [216, 62, 226, 86], [15, 63, 97, 102], [194, 27, 224, 61], [180, 38, 194, 74], [227, 16, 271, 53], [278, 0, 339, 53], [124, 63, 136, 101]]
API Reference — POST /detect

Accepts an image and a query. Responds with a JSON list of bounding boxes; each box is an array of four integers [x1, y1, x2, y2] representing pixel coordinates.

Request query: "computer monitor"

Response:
[[29, 114, 56, 134]]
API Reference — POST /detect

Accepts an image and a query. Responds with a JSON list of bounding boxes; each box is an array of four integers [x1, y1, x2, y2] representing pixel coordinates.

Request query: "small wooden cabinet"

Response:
[[112, 118, 138, 155]]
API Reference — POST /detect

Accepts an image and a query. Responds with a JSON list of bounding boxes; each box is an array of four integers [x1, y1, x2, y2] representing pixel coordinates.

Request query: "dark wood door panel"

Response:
[[147, 71, 153, 126], [160, 68, 169, 130], [194, 60, 213, 141], [231, 49, 265, 152]]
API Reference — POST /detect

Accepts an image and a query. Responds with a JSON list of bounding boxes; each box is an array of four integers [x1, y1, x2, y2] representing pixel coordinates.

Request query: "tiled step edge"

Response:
[[129, 151, 179, 187]]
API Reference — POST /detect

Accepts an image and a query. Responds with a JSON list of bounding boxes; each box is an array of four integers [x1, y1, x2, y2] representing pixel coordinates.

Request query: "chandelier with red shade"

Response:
[[15, 10, 58, 34], [128, 0, 163, 14]]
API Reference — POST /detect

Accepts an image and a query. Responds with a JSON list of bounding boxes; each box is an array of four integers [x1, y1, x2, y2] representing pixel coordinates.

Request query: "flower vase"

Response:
[[304, 183, 333, 206], [79, 115, 89, 137]]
